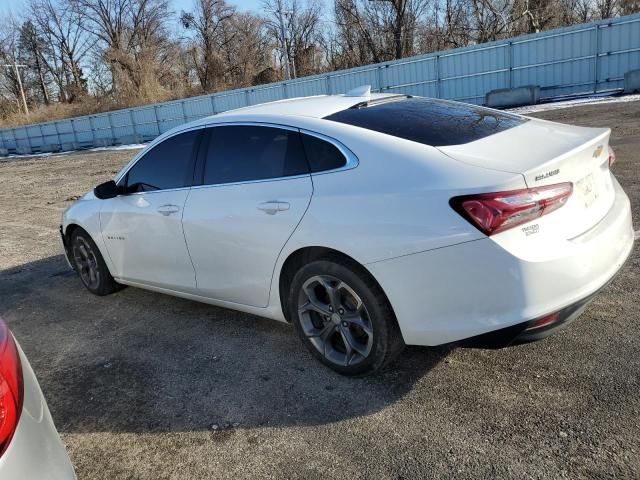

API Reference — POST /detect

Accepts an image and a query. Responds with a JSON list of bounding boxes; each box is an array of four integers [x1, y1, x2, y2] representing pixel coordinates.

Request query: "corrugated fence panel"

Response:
[[0, 129, 13, 149], [184, 97, 213, 121], [72, 118, 93, 144], [14, 126, 29, 148], [598, 19, 640, 90], [438, 44, 509, 101], [56, 120, 75, 144], [248, 85, 286, 105], [512, 26, 597, 97], [213, 91, 247, 112], [1, 13, 639, 152], [92, 115, 112, 140], [286, 76, 328, 97], [25, 125, 44, 147], [330, 67, 380, 93], [385, 80, 438, 98], [40, 123, 59, 145], [380, 56, 436, 91], [110, 111, 134, 139], [132, 108, 158, 137]]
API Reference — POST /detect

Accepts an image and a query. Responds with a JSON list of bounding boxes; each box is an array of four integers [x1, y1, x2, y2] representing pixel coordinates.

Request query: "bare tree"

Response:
[[334, 0, 429, 65], [28, 0, 92, 102], [70, 0, 173, 101], [0, 18, 26, 114], [181, 0, 235, 92], [18, 21, 51, 105], [263, 0, 324, 78]]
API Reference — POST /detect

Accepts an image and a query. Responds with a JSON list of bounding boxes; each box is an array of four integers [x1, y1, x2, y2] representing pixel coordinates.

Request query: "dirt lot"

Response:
[[0, 100, 638, 479]]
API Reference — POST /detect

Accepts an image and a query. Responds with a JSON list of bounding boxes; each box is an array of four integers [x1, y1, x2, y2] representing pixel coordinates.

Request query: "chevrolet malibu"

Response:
[[61, 86, 634, 375]]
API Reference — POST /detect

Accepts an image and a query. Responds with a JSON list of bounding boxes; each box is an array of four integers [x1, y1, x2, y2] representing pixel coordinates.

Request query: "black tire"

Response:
[[69, 229, 123, 296], [288, 258, 404, 376]]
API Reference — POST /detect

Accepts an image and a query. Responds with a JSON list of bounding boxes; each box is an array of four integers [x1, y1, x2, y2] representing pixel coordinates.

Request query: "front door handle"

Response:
[[258, 201, 289, 215], [157, 204, 180, 216]]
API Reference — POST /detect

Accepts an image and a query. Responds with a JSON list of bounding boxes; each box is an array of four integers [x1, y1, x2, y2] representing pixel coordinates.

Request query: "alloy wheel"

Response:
[[72, 237, 100, 290], [297, 275, 374, 367]]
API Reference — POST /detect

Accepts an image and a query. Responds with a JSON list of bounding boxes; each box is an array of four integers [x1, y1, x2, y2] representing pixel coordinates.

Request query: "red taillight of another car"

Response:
[[450, 182, 573, 236], [608, 146, 616, 168], [0, 318, 23, 457]]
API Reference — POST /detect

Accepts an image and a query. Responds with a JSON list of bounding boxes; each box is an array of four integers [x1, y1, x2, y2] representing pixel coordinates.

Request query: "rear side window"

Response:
[[203, 126, 308, 185], [324, 97, 527, 147], [125, 130, 200, 192], [301, 134, 347, 172]]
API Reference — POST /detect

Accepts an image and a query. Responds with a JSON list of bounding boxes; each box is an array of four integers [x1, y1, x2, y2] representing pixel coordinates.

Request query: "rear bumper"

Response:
[[367, 176, 634, 346], [460, 269, 622, 348]]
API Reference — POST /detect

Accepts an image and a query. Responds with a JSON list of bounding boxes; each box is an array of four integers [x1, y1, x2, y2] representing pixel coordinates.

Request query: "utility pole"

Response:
[[2, 62, 29, 117], [275, 0, 292, 80]]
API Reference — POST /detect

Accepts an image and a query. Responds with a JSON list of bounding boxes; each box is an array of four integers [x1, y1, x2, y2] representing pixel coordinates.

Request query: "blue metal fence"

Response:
[[1, 13, 639, 153]]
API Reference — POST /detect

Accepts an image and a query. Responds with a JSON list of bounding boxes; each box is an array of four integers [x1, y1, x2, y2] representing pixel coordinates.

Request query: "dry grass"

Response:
[[0, 88, 191, 129]]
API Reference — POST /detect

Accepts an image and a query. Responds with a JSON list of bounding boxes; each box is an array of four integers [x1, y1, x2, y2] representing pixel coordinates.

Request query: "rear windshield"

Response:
[[323, 97, 527, 147]]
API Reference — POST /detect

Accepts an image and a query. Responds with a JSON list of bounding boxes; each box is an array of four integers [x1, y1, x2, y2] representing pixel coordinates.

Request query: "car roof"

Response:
[[182, 90, 404, 130], [217, 93, 397, 119]]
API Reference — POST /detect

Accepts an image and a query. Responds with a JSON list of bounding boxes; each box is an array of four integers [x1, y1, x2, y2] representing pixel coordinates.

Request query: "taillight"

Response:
[[0, 318, 23, 457], [608, 146, 616, 168], [526, 311, 561, 331], [450, 182, 573, 236]]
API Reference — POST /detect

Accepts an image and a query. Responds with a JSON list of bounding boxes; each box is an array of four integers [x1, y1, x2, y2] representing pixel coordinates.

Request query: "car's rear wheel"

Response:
[[70, 229, 122, 296], [288, 259, 404, 376]]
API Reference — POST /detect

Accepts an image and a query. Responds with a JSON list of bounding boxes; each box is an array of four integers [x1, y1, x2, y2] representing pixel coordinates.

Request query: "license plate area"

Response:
[[576, 173, 599, 208]]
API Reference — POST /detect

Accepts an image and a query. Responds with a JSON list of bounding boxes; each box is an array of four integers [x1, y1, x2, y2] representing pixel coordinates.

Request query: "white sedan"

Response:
[[61, 87, 635, 375]]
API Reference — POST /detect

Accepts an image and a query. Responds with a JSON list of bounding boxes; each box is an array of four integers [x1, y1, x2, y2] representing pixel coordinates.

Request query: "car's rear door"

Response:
[[100, 129, 202, 291], [181, 124, 313, 307]]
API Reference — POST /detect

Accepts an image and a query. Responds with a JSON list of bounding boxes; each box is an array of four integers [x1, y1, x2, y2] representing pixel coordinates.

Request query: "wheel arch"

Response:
[[277, 246, 397, 324], [63, 223, 94, 266], [63, 222, 116, 277]]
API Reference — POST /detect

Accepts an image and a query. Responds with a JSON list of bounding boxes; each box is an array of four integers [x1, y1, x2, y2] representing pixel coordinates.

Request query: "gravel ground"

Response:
[[0, 100, 638, 479]]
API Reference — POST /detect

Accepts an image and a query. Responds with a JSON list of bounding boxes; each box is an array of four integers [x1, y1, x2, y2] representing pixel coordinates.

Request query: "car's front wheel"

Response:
[[70, 229, 123, 296], [288, 259, 404, 376]]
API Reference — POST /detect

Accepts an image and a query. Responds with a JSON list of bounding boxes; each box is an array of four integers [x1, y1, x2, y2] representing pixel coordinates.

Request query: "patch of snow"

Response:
[[86, 144, 147, 153], [509, 93, 640, 114]]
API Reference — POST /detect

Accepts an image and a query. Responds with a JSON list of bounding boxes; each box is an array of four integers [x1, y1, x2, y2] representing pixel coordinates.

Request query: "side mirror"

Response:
[[94, 180, 118, 200]]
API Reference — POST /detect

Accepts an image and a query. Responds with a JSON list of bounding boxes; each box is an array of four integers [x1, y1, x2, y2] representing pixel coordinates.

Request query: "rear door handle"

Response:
[[258, 201, 289, 215], [157, 204, 180, 216]]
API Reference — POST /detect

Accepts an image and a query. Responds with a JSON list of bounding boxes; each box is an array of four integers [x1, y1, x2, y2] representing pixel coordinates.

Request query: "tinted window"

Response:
[[126, 130, 200, 192], [324, 98, 527, 147], [203, 126, 308, 185], [301, 134, 347, 172]]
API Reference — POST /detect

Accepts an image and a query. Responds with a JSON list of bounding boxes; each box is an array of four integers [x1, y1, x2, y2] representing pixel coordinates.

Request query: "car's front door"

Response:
[[100, 129, 202, 291], [182, 124, 313, 307]]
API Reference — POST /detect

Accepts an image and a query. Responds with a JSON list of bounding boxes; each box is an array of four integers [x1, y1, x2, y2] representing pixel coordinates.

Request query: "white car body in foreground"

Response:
[[61, 87, 634, 374], [0, 318, 75, 479]]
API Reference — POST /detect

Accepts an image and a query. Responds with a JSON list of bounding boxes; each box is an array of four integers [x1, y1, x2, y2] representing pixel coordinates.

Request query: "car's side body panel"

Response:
[[183, 175, 313, 307], [99, 188, 197, 291]]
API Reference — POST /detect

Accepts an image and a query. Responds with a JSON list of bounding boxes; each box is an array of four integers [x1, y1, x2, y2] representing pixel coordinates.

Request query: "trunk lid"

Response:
[[438, 118, 615, 238]]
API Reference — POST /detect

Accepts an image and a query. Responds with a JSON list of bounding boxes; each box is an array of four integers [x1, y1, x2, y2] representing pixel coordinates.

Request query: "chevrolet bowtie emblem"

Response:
[[593, 145, 604, 158]]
